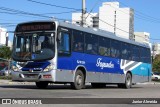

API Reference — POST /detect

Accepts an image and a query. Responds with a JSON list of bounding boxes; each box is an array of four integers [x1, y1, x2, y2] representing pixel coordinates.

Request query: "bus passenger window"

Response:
[[111, 48, 116, 57], [91, 43, 98, 54], [132, 45, 140, 61], [58, 32, 70, 55], [85, 34, 98, 55], [121, 43, 132, 60], [74, 42, 83, 52], [99, 46, 106, 56], [98, 37, 110, 57], [73, 30, 84, 53], [110, 40, 121, 58]]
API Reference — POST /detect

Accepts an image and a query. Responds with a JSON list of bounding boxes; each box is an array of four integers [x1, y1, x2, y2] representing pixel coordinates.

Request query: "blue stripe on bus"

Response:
[[131, 63, 151, 76], [58, 52, 151, 76], [58, 52, 123, 74]]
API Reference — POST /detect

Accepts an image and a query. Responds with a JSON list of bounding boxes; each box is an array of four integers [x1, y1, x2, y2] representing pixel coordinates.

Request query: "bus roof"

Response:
[[58, 21, 150, 49], [15, 20, 150, 49]]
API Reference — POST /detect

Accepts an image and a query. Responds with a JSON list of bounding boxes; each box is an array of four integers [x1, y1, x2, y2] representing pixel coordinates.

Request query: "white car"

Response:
[[152, 72, 160, 80]]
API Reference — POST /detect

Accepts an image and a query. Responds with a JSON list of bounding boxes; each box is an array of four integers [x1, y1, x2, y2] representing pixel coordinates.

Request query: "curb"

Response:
[[0, 80, 34, 85], [137, 82, 160, 85]]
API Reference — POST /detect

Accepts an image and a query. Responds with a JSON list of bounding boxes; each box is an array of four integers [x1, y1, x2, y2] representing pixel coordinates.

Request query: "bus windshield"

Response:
[[12, 32, 55, 61]]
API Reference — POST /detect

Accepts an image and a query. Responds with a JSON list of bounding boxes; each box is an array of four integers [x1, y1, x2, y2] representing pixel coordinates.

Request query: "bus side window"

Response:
[[58, 32, 70, 55], [141, 48, 151, 63], [121, 43, 132, 60], [132, 45, 140, 61], [98, 37, 110, 56], [140, 47, 145, 62], [110, 40, 121, 58], [85, 34, 98, 55], [146, 49, 151, 63], [73, 30, 84, 52]]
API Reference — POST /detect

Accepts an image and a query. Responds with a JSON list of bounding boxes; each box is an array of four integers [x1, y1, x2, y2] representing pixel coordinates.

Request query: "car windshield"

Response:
[[153, 72, 160, 75], [12, 32, 55, 61]]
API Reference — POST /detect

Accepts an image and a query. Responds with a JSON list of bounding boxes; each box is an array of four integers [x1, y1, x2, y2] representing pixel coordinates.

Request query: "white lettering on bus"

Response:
[[96, 58, 114, 69], [77, 60, 85, 64]]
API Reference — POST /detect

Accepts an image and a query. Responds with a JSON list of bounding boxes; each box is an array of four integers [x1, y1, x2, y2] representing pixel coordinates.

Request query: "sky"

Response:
[[0, 0, 160, 43]]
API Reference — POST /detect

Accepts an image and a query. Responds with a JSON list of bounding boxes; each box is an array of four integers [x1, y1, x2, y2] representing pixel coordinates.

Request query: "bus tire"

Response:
[[71, 70, 85, 90], [124, 73, 132, 89], [118, 73, 132, 89], [91, 83, 106, 88], [35, 81, 48, 89]]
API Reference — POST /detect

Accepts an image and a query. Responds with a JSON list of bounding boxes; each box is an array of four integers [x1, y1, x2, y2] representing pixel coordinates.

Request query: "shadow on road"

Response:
[[0, 84, 143, 90]]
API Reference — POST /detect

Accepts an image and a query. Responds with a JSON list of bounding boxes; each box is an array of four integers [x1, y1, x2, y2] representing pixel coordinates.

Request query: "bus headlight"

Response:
[[43, 64, 53, 72], [12, 66, 19, 72]]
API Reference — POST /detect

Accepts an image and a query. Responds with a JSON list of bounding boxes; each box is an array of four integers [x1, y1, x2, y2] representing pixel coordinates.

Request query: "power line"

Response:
[[27, 0, 81, 11], [0, 11, 19, 14], [114, 0, 160, 23], [88, 12, 129, 33], [42, 10, 80, 15], [89, 0, 160, 41], [97, 0, 160, 28], [118, 1, 160, 20], [85, 0, 100, 20], [0, 6, 79, 22], [0, 23, 17, 25], [101, 0, 160, 23], [88, 12, 160, 41], [0, 9, 80, 19], [0, 6, 52, 19], [0, 18, 34, 22], [0, 1, 160, 41]]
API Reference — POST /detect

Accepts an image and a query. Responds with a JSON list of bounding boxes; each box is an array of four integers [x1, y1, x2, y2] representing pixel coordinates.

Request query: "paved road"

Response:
[[0, 81, 160, 98], [0, 80, 160, 107], [0, 80, 160, 98]]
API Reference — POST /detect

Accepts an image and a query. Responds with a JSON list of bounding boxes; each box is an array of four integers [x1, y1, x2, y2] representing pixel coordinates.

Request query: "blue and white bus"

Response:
[[12, 20, 151, 89]]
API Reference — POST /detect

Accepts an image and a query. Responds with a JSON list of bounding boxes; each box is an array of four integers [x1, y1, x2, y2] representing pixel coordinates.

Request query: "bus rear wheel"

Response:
[[35, 81, 48, 89], [125, 73, 132, 89], [118, 73, 132, 89], [71, 70, 85, 90]]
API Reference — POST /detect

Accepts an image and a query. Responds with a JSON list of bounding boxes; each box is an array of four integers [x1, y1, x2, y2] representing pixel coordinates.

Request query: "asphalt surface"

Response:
[[0, 79, 160, 107]]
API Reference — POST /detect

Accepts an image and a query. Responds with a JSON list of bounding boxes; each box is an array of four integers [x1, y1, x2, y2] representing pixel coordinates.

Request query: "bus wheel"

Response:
[[35, 81, 48, 89], [71, 70, 85, 90], [91, 83, 106, 88], [124, 73, 132, 89], [118, 73, 132, 89]]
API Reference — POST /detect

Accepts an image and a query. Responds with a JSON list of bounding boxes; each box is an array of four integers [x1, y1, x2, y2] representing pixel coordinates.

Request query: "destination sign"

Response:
[[16, 22, 55, 32]]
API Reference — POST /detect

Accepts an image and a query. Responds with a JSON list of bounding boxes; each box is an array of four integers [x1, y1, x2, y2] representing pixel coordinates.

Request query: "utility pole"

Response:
[[0, 29, 1, 45], [82, 0, 86, 27], [5, 32, 8, 46]]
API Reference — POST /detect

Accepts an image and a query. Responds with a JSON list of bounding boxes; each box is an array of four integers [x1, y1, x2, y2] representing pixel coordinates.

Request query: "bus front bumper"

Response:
[[11, 71, 55, 82]]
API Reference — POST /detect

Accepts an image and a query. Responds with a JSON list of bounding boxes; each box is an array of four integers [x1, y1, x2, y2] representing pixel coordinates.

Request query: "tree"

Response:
[[0, 46, 12, 59], [152, 54, 160, 72]]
